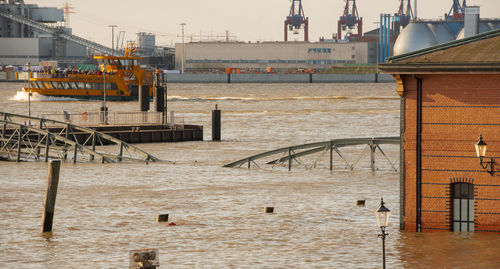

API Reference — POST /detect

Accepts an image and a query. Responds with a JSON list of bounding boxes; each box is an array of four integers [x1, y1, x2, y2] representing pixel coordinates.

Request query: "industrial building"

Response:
[[0, 0, 87, 66], [136, 32, 175, 69], [174, 41, 375, 72], [0, 1, 175, 69], [379, 29, 500, 233]]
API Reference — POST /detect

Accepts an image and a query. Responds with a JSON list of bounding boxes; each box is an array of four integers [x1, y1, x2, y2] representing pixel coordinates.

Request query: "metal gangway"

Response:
[[0, 9, 119, 56], [0, 112, 160, 163], [224, 137, 400, 172]]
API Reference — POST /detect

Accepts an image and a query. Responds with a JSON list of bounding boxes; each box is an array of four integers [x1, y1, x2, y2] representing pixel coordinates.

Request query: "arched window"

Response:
[[452, 182, 474, 232]]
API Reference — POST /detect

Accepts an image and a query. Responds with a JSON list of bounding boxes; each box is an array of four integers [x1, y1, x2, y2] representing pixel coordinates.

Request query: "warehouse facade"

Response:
[[380, 29, 500, 232], [175, 41, 375, 71]]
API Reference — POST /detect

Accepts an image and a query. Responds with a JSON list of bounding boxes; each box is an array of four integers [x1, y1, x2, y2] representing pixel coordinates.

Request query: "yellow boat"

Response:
[[22, 42, 154, 101]]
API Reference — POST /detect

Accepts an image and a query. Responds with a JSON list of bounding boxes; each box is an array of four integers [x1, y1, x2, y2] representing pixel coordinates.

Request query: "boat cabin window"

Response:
[[77, 82, 86, 89], [43, 82, 53, 89], [30, 81, 41, 88], [62, 82, 71, 89], [98, 59, 123, 69]]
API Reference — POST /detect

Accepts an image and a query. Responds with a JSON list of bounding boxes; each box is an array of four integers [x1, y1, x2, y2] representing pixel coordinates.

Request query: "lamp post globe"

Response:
[[376, 197, 391, 228]]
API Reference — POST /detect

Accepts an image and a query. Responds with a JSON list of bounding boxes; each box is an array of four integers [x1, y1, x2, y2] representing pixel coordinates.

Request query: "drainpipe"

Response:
[[414, 75, 422, 232]]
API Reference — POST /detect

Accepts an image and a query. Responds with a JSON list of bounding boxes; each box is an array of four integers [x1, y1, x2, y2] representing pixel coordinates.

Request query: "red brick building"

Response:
[[379, 29, 500, 232]]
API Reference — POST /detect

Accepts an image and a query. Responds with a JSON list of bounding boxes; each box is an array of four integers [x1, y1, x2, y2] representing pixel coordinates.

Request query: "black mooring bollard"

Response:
[[266, 207, 274, 213], [212, 104, 221, 141], [139, 85, 150, 112]]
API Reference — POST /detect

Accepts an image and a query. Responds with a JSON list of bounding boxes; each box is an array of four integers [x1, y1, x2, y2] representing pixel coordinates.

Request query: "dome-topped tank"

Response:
[[427, 23, 455, 44], [393, 22, 438, 56]]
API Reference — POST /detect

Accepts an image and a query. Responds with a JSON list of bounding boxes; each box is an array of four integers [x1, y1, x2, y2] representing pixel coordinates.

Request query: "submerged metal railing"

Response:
[[39, 111, 184, 127], [224, 137, 400, 172]]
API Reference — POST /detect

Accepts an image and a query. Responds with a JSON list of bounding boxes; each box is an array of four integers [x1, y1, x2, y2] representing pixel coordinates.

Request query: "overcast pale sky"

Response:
[[25, 0, 500, 47]]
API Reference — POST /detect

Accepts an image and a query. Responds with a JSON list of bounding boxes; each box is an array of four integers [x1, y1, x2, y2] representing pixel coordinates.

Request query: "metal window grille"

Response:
[[452, 182, 474, 232]]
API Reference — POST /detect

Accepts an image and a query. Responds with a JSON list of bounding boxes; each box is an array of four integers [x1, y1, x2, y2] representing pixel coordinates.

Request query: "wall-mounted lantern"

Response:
[[475, 134, 494, 175]]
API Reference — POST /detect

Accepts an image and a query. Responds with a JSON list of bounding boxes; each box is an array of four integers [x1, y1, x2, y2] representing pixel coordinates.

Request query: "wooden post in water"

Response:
[[370, 140, 376, 172], [329, 141, 333, 172], [41, 160, 61, 233]]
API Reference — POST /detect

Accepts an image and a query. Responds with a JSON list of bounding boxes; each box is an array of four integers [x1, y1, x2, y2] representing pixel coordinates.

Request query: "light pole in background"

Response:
[[102, 67, 108, 125], [109, 25, 117, 54], [180, 23, 186, 73], [374, 22, 380, 64], [375, 197, 391, 269], [27, 62, 31, 117]]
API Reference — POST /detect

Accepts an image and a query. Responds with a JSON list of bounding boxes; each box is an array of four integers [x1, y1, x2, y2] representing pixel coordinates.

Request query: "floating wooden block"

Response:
[[156, 214, 169, 222], [356, 200, 366, 206]]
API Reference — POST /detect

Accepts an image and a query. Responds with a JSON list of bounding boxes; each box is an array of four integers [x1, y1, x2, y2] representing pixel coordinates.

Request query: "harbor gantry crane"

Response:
[[445, 0, 467, 20], [337, 0, 362, 40], [392, 0, 414, 35], [284, 0, 309, 42]]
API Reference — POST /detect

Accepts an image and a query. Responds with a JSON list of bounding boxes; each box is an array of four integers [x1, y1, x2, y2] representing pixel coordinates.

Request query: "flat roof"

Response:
[[379, 29, 500, 74]]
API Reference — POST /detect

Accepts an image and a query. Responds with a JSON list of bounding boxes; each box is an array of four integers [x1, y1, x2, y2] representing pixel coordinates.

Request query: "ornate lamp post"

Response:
[[475, 134, 494, 175], [375, 197, 390, 269]]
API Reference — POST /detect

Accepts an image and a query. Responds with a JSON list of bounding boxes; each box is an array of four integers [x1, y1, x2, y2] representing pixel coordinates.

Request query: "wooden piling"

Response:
[[329, 141, 333, 172], [156, 214, 169, 222], [370, 144, 376, 172], [41, 160, 61, 233], [356, 200, 366, 206]]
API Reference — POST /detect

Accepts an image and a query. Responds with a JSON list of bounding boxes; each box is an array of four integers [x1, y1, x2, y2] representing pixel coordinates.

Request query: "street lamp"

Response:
[[375, 197, 390, 269], [180, 23, 186, 73], [101, 65, 108, 125], [374, 22, 379, 64], [27, 62, 31, 117], [109, 25, 117, 54], [475, 134, 494, 175]]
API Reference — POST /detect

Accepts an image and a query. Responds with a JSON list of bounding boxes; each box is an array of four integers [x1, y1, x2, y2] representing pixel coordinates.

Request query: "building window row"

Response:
[[186, 59, 353, 65], [308, 48, 332, 54]]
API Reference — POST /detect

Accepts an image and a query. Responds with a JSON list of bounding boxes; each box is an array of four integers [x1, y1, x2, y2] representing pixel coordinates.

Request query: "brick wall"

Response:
[[402, 74, 500, 232]]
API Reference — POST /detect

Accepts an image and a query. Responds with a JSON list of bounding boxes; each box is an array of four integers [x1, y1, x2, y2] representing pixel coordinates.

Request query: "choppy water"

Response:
[[1, 82, 499, 268]]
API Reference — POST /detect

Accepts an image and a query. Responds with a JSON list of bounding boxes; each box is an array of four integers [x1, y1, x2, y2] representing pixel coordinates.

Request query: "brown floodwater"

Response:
[[1, 82, 499, 268]]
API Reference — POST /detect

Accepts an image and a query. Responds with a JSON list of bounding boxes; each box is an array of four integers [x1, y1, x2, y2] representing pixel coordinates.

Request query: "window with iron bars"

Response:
[[452, 182, 474, 232]]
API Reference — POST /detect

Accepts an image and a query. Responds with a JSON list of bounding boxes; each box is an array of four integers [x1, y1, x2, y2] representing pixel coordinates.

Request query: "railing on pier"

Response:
[[224, 137, 400, 172], [39, 112, 184, 127], [0, 112, 160, 163]]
